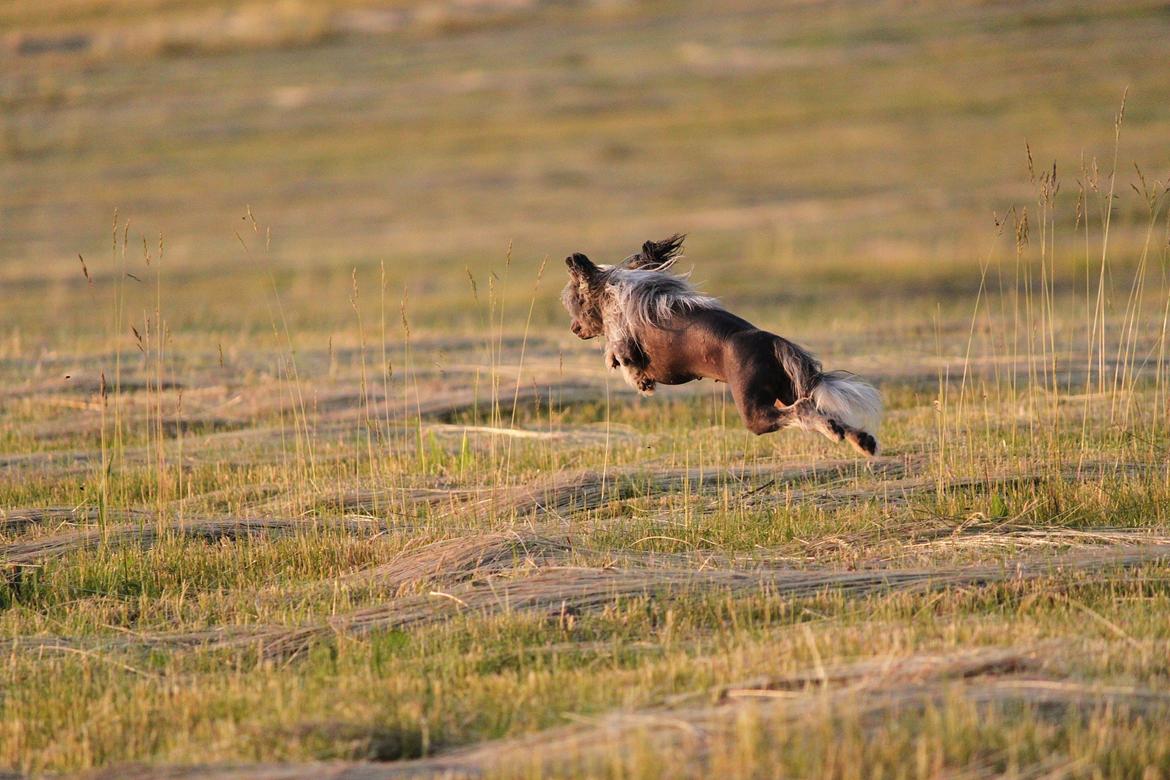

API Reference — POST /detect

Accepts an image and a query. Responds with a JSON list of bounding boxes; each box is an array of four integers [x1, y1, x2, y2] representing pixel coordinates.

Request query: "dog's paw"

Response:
[[846, 429, 878, 457]]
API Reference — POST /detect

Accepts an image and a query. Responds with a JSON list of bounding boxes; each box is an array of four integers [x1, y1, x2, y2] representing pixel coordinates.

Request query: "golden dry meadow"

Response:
[[3, 1, 1170, 777]]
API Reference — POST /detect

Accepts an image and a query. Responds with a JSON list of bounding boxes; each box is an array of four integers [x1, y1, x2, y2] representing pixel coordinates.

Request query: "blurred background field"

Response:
[[4, 1, 1170, 777], [4, 0, 1170, 339]]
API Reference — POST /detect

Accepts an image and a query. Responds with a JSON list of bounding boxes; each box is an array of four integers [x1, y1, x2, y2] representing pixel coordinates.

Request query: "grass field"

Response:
[[4, 1, 1170, 777]]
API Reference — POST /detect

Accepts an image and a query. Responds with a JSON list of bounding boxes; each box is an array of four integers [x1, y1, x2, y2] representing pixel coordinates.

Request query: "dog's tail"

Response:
[[774, 337, 882, 434], [810, 371, 882, 434]]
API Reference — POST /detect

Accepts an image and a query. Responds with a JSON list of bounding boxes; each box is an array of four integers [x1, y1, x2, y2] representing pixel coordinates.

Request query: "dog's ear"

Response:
[[629, 234, 686, 271], [565, 252, 599, 278]]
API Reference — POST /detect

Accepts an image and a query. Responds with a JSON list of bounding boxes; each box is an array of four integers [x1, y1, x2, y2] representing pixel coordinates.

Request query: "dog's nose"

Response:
[[570, 322, 582, 335]]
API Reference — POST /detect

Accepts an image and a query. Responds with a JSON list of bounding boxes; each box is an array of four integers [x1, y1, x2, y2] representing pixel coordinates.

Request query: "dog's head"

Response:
[[561, 253, 607, 339], [562, 235, 686, 339]]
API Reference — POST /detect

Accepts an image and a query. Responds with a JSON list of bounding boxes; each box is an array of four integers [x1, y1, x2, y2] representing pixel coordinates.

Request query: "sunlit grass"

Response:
[[4, 1, 1170, 776]]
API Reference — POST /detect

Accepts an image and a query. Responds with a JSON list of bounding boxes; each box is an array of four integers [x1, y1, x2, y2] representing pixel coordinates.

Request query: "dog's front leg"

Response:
[[610, 338, 655, 396], [603, 342, 620, 370], [602, 341, 650, 394]]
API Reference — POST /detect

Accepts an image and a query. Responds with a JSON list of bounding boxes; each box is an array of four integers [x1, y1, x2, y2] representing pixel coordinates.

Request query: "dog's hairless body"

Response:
[[562, 235, 881, 455]]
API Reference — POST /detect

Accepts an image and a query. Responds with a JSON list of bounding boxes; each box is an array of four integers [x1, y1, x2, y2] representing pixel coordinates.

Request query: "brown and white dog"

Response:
[[561, 235, 881, 455]]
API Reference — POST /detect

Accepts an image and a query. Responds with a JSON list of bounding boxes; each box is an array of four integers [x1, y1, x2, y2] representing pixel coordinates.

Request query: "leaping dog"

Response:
[[561, 234, 881, 456]]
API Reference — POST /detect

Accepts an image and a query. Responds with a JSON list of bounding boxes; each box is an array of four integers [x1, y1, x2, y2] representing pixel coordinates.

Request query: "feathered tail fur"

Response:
[[811, 372, 882, 434]]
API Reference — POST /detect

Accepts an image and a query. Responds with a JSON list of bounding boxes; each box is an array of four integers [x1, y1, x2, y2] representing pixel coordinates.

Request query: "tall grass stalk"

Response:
[[951, 95, 1170, 488]]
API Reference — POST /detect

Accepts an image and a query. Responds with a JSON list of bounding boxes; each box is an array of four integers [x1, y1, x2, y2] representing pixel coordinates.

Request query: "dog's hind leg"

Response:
[[730, 379, 807, 435], [778, 399, 878, 455], [727, 332, 864, 446], [726, 336, 810, 434], [777, 397, 846, 440], [774, 398, 841, 440]]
